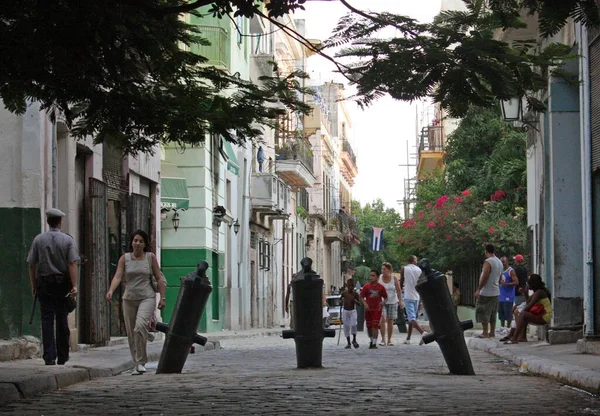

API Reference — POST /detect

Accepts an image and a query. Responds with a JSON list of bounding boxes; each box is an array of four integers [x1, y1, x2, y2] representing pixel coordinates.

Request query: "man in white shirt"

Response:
[[400, 255, 427, 345]]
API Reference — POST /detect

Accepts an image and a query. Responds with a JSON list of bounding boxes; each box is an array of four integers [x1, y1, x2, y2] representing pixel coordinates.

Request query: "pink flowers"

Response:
[[435, 195, 449, 209], [427, 221, 437, 228], [498, 220, 507, 227], [402, 218, 416, 229], [425, 202, 432, 208], [490, 189, 506, 201], [397, 237, 403, 243], [418, 211, 424, 219], [446, 235, 452, 241], [461, 189, 471, 197], [454, 196, 463, 204], [488, 227, 495, 233]]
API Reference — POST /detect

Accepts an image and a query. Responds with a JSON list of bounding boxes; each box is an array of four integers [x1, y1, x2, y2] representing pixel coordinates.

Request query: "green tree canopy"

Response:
[[329, 0, 574, 118], [352, 199, 404, 272], [397, 107, 528, 270], [0, 1, 311, 154], [1, 0, 596, 153]]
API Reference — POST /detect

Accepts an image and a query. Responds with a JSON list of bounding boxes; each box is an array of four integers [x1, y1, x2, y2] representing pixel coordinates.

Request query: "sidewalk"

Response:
[[0, 328, 281, 406], [468, 336, 600, 394]]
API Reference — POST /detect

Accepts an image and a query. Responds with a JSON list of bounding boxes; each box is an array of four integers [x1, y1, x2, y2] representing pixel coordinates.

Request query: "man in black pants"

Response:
[[27, 208, 79, 365]]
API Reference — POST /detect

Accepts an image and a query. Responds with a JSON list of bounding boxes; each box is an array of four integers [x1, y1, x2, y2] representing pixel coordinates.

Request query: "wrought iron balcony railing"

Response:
[[419, 125, 444, 153], [341, 139, 357, 166], [275, 139, 314, 173]]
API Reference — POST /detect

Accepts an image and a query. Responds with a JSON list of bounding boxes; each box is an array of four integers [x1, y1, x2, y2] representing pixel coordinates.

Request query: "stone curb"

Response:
[[468, 338, 600, 394], [0, 340, 221, 407], [208, 330, 282, 342]]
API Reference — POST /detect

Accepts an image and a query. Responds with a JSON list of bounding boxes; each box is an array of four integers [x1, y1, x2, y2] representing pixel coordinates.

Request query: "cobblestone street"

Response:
[[1, 334, 598, 415]]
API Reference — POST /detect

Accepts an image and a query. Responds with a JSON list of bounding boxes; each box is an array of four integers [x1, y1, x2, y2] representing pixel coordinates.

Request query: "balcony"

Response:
[[275, 140, 316, 190], [417, 125, 445, 180], [342, 213, 361, 245], [191, 25, 230, 70], [250, 172, 290, 219], [324, 212, 344, 243], [340, 139, 358, 185]]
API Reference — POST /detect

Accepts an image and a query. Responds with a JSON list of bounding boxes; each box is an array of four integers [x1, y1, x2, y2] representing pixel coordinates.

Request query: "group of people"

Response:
[[475, 244, 552, 343], [28, 208, 165, 375], [335, 256, 428, 350]]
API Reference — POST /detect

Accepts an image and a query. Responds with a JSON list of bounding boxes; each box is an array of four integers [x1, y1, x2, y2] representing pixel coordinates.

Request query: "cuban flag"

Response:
[[371, 227, 384, 251]]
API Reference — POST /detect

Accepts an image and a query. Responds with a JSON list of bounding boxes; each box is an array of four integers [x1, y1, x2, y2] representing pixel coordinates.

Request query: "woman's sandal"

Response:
[[499, 336, 510, 342], [475, 334, 489, 339], [504, 340, 519, 345]]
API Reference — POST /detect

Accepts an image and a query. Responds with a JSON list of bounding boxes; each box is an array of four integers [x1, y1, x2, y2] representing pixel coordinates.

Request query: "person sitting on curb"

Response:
[[504, 274, 551, 345], [500, 288, 530, 342]]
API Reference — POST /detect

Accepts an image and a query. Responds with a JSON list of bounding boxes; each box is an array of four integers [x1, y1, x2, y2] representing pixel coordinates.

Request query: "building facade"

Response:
[[0, 103, 161, 346]]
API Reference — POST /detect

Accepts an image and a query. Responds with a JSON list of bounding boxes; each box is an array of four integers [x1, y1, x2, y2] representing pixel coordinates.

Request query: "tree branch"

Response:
[[256, 10, 359, 84], [157, 0, 214, 16], [337, 0, 422, 38]]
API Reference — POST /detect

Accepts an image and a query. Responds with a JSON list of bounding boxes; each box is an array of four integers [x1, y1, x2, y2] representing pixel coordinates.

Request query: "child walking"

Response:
[[341, 278, 360, 349], [360, 269, 388, 349]]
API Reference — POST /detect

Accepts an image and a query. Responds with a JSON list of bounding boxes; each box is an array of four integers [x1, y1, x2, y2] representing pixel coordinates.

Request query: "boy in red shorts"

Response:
[[360, 269, 388, 349]]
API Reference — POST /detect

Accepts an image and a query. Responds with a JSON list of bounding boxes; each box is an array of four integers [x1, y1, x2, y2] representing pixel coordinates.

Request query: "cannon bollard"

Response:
[[415, 259, 475, 375], [282, 258, 335, 368], [156, 261, 212, 374]]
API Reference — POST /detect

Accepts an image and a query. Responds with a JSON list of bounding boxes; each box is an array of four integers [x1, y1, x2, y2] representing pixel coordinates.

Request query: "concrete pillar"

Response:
[[546, 72, 585, 343]]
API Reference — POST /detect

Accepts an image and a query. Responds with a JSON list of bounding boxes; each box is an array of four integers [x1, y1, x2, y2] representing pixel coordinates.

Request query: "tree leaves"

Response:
[[0, 1, 311, 154], [328, 0, 576, 118]]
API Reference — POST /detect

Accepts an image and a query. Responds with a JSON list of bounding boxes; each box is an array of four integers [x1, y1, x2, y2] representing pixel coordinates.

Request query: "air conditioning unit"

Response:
[[251, 173, 278, 211]]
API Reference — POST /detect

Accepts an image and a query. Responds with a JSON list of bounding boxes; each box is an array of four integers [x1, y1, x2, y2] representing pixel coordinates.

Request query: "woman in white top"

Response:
[[379, 262, 403, 346]]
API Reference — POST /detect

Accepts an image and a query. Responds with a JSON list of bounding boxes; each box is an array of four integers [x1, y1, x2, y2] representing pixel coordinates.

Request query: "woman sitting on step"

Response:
[[504, 274, 551, 345]]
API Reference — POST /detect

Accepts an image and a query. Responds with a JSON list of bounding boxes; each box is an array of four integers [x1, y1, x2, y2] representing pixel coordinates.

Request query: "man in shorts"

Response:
[[341, 278, 360, 349], [401, 255, 427, 345], [474, 244, 503, 338], [360, 269, 388, 349]]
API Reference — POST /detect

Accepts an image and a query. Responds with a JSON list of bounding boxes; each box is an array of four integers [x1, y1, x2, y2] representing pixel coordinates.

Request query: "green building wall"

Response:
[[161, 247, 225, 333], [0, 208, 41, 339]]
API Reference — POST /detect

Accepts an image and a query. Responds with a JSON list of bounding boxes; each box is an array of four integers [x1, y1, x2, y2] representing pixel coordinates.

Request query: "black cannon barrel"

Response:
[[416, 259, 475, 375], [283, 257, 333, 369], [156, 261, 212, 374]]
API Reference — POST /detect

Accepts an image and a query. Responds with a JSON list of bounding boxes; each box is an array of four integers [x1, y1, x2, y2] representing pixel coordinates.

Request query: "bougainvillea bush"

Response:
[[396, 106, 528, 271], [396, 188, 526, 270]]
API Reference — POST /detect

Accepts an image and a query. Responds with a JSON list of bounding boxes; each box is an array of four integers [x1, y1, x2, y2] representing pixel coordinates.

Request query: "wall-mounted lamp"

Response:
[[500, 97, 522, 122], [500, 96, 538, 132], [233, 219, 241, 235], [172, 211, 180, 232]]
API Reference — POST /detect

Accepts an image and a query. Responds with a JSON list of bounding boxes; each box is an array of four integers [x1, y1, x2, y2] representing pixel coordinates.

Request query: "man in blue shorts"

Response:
[[400, 255, 427, 345]]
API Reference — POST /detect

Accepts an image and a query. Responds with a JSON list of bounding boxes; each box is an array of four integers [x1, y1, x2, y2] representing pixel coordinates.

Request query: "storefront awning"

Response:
[[160, 162, 189, 211], [223, 140, 240, 176]]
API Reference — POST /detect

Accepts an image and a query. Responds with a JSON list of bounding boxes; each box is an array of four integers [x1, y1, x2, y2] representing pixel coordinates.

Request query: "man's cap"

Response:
[[514, 254, 524, 263], [45, 208, 66, 218]]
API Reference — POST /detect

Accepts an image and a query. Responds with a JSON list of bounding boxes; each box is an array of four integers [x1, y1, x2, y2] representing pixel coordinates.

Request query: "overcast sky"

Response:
[[296, 0, 442, 213]]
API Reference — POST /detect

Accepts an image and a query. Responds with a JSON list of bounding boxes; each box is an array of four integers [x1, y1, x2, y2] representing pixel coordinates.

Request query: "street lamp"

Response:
[[172, 211, 180, 232], [233, 219, 240, 235], [501, 97, 522, 122]]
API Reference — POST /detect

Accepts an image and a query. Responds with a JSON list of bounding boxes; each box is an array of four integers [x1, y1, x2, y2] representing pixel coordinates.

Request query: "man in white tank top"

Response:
[[401, 255, 427, 345]]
